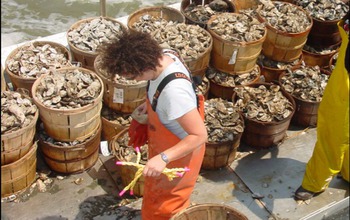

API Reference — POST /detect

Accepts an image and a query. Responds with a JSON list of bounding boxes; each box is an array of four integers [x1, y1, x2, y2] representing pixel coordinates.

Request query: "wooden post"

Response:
[[100, 0, 106, 17]]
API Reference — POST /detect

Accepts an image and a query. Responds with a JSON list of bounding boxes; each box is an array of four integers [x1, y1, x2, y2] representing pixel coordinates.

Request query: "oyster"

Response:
[[197, 76, 210, 96]]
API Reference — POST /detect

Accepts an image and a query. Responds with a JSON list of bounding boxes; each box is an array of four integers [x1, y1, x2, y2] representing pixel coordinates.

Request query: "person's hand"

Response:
[[142, 154, 167, 177], [128, 103, 148, 148], [128, 119, 148, 148]]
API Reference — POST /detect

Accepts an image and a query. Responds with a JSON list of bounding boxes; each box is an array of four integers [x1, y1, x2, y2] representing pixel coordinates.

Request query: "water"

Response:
[[1, 0, 179, 48]]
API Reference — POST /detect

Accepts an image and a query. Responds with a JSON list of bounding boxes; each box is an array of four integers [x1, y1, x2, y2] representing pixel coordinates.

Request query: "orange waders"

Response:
[[301, 20, 349, 192], [141, 95, 205, 220]]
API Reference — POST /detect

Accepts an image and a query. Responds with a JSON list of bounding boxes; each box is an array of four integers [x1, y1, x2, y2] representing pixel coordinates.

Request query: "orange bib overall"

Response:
[[141, 95, 205, 220]]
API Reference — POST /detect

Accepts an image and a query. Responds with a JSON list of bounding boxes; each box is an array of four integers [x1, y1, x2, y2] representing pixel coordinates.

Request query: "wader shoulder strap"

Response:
[[147, 72, 198, 112]]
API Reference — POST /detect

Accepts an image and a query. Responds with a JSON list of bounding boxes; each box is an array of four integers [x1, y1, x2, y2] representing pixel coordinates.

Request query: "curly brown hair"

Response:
[[97, 30, 163, 78]]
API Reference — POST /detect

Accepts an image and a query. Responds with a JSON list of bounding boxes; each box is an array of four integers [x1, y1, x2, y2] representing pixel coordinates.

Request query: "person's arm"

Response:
[[142, 108, 207, 177]]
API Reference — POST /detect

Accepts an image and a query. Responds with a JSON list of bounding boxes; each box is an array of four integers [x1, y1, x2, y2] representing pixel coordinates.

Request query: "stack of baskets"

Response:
[[204, 12, 265, 100], [295, 0, 347, 70], [1, 90, 39, 197], [32, 67, 104, 174]]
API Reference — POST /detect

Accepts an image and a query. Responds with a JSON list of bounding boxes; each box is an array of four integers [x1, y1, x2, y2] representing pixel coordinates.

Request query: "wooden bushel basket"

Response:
[[278, 69, 331, 128], [170, 203, 248, 220], [1, 102, 38, 165], [1, 66, 8, 92], [209, 64, 261, 100], [234, 0, 259, 10], [1, 142, 37, 198], [202, 116, 244, 170], [31, 67, 103, 142], [207, 13, 266, 74], [38, 121, 101, 174], [101, 105, 131, 142], [5, 41, 72, 97], [110, 128, 145, 197], [257, 1, 313, 63], [233, 82, 296, 149], [302, 47, 339, 70], [259, 54, 303, 83], [94, 55, 147, 114], [307, 16, 342, 50], [184, 32, 213, 78], [67, 17, 127, 71]]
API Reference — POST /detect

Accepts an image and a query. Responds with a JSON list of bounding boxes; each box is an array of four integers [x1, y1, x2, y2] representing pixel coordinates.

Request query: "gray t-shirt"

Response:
[[147, 51, 197, 139]]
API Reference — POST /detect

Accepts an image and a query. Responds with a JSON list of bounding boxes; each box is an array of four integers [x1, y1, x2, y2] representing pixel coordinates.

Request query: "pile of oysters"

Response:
[[206, 65, 260, 87], [114, 131, 148, 164], [132, 18, 212, 60], [258, 0, 312, 33], [207, 12, 265, 42], [204, 98, 244, 143], [234, 85, 294, 122], [1, 91, 38, 134], [101, 106, 132, 126], [34, 69, 102, 109], [131, 14, 181, 34], [279, 65, 329, 102], [183, 0, 231, 24], [6, 42, 71, 78], [257, 54, 302, 70], [67, 17, 125, 53], [294, 0, 348, 21]]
